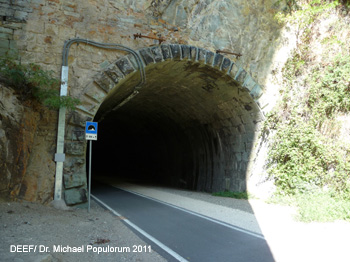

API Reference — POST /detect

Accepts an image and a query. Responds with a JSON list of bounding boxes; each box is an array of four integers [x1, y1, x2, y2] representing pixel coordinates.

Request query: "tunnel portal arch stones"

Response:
[[62, 44, 265, 205]]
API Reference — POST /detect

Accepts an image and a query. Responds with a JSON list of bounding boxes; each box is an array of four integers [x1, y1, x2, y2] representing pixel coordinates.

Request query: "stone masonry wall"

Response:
[[0, 0, 32, 55], [1, 0, 287, 95], [0, 0, 295, 203], [66, 44, 264, 201]]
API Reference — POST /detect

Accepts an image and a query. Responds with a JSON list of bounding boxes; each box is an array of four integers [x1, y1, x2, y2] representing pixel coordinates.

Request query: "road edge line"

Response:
[[91, 194, 189, 262], [114, 186, 265, 240]]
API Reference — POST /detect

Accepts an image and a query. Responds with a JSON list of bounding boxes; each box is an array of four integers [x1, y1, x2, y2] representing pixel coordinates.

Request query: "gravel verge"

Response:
[[0, 198, 166, 262]]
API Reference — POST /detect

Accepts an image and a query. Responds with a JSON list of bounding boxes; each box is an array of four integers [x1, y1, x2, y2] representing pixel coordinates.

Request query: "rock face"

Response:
[[0, 84, 57, 203], [0, 0, 295, 204], [0, 85, 28, 200]]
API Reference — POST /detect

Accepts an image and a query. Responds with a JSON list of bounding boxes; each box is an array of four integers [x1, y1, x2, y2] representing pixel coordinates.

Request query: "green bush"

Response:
[[0, 54, 80, 110], [308, 54, 350, 121], [265, 1, 350, 221], [275, 0, 341, 25], [267, 52, 350, 200], [295, 191, 350, 222]]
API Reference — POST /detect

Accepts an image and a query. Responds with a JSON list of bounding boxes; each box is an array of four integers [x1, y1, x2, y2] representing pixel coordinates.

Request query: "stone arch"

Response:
[[62, 44, 265, 205]]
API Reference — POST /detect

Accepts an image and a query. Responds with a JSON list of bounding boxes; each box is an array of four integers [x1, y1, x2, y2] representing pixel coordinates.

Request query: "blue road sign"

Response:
[[85, 121, 98, 140]]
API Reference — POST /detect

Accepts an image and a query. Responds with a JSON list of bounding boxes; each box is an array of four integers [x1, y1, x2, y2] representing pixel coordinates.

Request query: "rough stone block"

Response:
[[12, 0, 30, 8], [26, 20, 44, 34], [9, 40, 17, 49], [64, 187, 87, 205], [70, 127, 85, 141], [224, 177, 231, 191], [242, 74, 256, 92], [44, 23, 59, 36], [0, 5, 10, 15], [181, 45, 191, 59], [221, 119, 233, 127], [198, 48, 206, 62], [30, 0, 44, 4], [213, 53, 224, 68], [105, 63, 124, 83], [94, 72, 116, 93], [6, 23, 24, 30], [139, 48, 155, 65], [232, 162, 239, 171], [240, 111, 251, 124], [116, 57, 135, 75], [206, 51, 214, 65], [238, 123, 246, 134], [190, 46, 197, 61], [64, 173, 86, 189], [229, 63, 239, 78], [14, 10, 28, 20], [0, 39, 9, 49], [242, 151, 250, 162], [230, 176, 247, 192], [239, 91, 253, 104], [0, 2, 11, 8], [125, 53, 140, 70], [85, 84, 107, 103], [150, 46, 163, 62], [235, 68, 247, 84], [15, 6, 33, 14], [99, 60, 111, 69], [26, 41, 43, 52], [161, 45, 172, 60], [64, 156, 85, 175], [221, 58, 231, 72], [235, 153, 242, 162], [63, 5, 75, 12], [242, 103, 252, 113], [0, 10, 14, 17], [63, 10, 80, 18], [76, 97, 98, 116], [239, 161, 248, 172], [245, 141, 254, 151], [67, 112, 88, 128], [234, 136, 245, 152], [244, 121, 256, 133], [170, 44, 181, 60], [65, 142, 85, 156], [250, 111, 265, 123], [0, 27, 13, 34], [231, 114, 242, 125]]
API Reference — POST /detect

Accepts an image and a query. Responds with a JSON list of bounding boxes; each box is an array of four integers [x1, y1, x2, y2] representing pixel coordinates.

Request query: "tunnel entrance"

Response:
[[89, 46, 263, 193]]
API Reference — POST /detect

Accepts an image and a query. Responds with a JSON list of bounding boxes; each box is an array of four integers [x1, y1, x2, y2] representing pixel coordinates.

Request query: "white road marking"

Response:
[[91, 194, 189, 262], [114, 186, 265, 240]]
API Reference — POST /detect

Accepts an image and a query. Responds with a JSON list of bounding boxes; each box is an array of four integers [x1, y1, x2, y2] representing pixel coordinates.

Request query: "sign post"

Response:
[[85, 121, 98, 212]]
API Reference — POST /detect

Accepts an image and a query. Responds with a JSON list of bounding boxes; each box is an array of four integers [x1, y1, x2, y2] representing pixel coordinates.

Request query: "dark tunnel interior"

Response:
[[92, 114, 195, 187], [90, 60, 260, 192]]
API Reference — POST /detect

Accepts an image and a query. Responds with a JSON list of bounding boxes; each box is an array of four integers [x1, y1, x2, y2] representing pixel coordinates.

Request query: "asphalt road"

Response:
[[92, 183, 275, 262]]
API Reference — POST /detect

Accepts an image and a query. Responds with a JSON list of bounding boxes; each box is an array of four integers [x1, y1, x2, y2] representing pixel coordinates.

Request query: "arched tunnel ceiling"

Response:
[[92, 59, 261, 192], [95, 60, 255, 126]]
